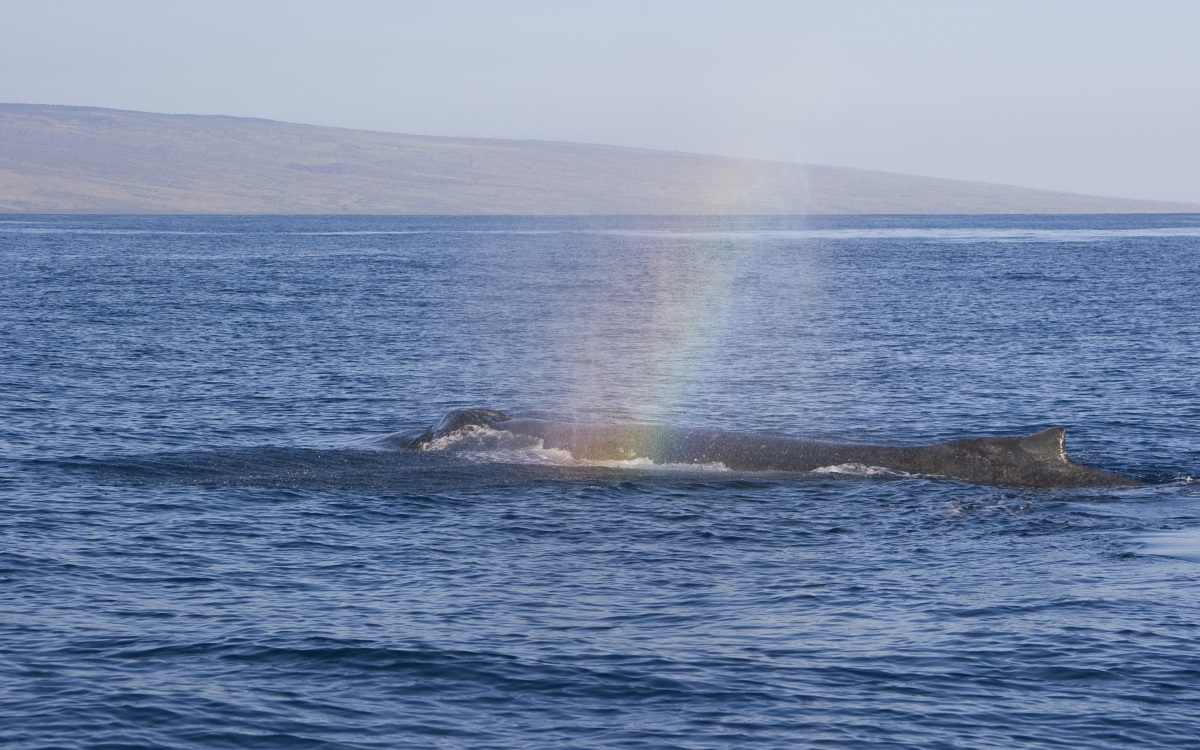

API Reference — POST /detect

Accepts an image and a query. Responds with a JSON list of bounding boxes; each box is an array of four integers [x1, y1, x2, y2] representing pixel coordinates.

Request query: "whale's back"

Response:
[[393, 409, 1143, 488]]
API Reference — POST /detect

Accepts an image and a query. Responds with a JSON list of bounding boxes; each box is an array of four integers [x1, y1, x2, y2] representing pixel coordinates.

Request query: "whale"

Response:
[[392, 409, 1144, 489]]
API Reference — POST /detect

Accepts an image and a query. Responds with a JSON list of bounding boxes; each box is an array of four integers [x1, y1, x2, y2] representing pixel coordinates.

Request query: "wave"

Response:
[[1135, 528, 1200, 562], [66, 444, 736, 494]]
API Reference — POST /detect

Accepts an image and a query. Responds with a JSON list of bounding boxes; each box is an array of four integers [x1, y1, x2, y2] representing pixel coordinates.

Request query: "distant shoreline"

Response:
[[4, 104, 1199, 215], [5, 212, 1200, 217]]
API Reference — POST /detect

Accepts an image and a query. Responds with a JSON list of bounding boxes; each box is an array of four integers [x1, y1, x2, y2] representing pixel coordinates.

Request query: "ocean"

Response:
[[2, 214, 1198, 749]]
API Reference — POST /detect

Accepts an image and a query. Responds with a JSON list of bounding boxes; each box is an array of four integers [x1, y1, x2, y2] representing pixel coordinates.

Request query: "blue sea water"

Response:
[[1, 213, 1199, 749]]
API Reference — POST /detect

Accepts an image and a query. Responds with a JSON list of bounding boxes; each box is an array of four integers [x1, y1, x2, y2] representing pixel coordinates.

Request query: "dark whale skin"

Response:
[[396, 409, 1144, 489]]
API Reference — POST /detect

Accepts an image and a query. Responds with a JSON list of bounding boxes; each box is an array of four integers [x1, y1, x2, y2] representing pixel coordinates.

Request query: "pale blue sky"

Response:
[[3, 0, 1198, 202]]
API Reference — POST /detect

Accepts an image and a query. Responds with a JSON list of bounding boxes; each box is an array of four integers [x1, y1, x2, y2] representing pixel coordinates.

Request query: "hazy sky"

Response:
[[3, 0, 1198, 202]]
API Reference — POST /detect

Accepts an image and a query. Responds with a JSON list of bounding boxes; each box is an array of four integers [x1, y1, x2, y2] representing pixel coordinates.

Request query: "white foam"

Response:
[[811, 463, 910, 478], [570, 456, 731, 472], [467, 444, 731, 473], [417, 425, 512, 451], [420, 427, 731, 472]]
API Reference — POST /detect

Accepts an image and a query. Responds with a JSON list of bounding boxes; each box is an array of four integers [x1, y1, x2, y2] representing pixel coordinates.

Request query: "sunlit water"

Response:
[[2, 214, 1198, 749]]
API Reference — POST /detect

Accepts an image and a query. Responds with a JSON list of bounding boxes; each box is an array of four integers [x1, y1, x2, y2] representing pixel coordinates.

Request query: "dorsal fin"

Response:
[[1019, 426, 1067, 461]]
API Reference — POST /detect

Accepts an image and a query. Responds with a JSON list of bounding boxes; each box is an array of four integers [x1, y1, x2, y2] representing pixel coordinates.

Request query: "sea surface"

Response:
[[2, 214, 1199, 749]]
